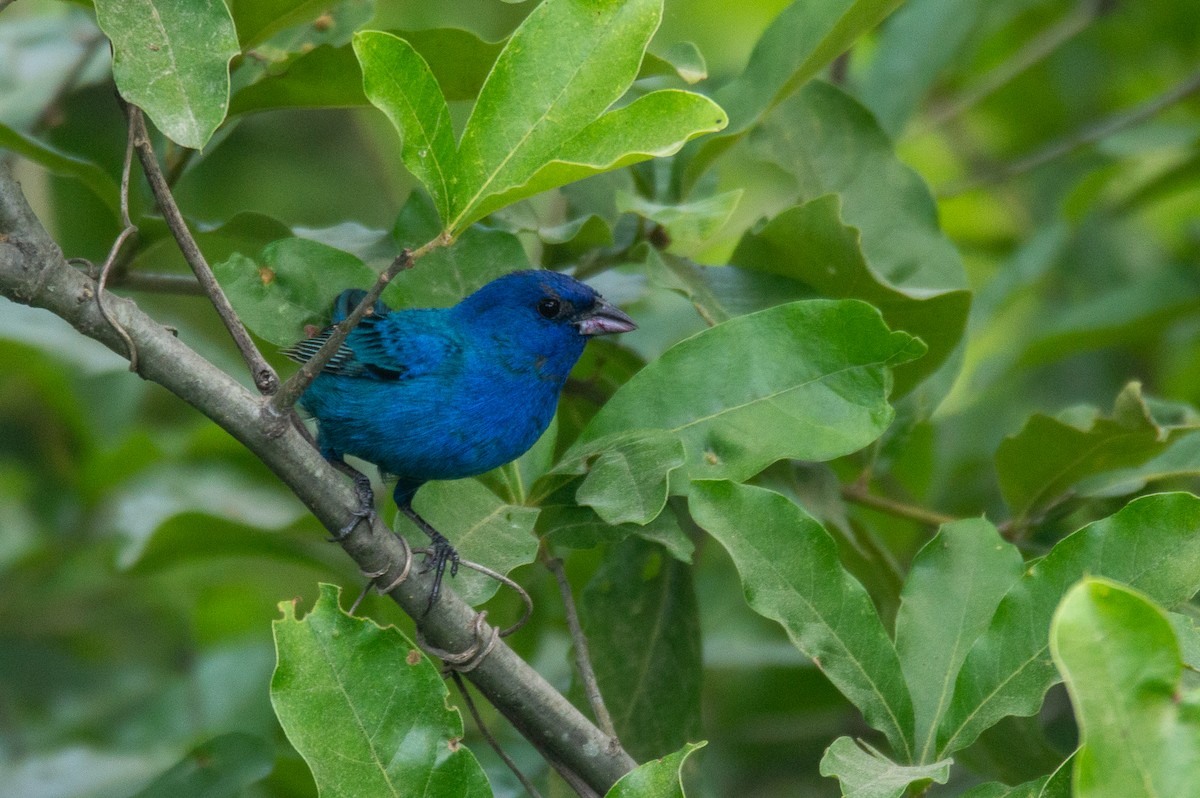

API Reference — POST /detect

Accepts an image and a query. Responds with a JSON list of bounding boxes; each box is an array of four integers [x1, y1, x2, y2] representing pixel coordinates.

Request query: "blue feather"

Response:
[[282, 269, 636, 605]]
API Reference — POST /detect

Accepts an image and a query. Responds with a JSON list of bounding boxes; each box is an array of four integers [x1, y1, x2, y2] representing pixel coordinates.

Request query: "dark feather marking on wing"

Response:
[[280, 316, 407, 379]]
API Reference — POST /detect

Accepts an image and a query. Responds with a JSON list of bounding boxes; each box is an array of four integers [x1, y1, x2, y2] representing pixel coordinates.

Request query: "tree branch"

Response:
[[0, 163, 635, 795], [127, 103, 279, 395]]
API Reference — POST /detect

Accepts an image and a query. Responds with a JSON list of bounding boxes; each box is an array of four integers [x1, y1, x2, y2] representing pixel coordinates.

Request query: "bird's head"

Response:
[[453, 270, 636, 378]]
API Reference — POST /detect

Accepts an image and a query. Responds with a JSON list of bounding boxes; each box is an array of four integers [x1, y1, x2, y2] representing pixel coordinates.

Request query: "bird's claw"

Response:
[[420, 531, 460, 613], [329, 476, 376, 542]]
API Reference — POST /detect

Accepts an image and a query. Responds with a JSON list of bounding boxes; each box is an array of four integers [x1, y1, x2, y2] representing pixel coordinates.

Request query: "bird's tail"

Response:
[[332, 289, 390, 323]]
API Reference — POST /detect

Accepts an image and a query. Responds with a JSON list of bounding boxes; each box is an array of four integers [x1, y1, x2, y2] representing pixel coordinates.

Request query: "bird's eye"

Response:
[[537, 298, 561, 319]]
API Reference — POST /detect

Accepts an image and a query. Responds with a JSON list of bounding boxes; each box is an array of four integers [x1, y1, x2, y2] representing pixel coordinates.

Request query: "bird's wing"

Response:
[[281, 312, 458, 381]]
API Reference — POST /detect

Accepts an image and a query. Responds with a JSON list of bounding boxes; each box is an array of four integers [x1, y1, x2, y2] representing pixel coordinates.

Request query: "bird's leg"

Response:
[[326, 457, 376, 541], [399, 502, 460, 612]]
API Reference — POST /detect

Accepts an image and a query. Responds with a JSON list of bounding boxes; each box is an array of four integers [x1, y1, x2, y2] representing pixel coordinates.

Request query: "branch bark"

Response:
[[0, 163, 636, 795]]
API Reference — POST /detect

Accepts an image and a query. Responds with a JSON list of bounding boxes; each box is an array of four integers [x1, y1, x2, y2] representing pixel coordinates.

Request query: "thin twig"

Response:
[[93, 107, 139, 370], [451, 671, 546, 798], [544, 555, 618, 740], [268, 232, 451, 414], [110, 271, 205, 295], [939, 66, 1200, 197], [840, 483, 958, 528], [126, 102, 279, 394]]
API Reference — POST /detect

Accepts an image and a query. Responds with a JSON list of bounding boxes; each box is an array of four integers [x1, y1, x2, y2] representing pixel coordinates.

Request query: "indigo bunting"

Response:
[[283, 269, 636, 606]]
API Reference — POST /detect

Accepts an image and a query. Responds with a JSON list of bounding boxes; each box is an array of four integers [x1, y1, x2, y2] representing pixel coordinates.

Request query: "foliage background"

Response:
[[2, 0, 1200, 796]]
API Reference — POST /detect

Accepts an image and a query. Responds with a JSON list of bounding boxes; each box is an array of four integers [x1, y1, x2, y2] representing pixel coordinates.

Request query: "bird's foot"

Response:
[[419, 530, 460, 613], [330, 472, 376, 542]]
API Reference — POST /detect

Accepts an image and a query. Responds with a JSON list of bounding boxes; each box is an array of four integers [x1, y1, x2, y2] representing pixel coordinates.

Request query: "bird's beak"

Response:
[[576, 298, 637, 336]]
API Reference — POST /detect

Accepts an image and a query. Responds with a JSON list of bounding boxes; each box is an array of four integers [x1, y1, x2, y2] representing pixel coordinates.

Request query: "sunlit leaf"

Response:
[[459, 88, 727, 230], [1051, 579, 1200, 797], [354, 30, 456, 223]]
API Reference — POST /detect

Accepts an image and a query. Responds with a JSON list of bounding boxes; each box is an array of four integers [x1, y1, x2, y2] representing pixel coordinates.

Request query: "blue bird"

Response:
[[283, 269, 636, 607]]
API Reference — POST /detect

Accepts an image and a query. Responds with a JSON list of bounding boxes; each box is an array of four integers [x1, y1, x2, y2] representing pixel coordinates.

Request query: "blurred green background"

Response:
[[2, 0, 1199, 796]]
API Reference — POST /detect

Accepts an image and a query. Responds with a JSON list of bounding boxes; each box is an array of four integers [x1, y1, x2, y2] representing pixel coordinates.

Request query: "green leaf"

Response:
[[960, 761, 1072, 798], [734, 82, 968, 396], [684, 0, 905, 184], [1076, 430, 1200, 499], [400, 27, 504, 102], [451, 0, 661, 228], [857, 0, 988, 136], [895, 518, 1023, 763], [997, 382, 1199, 519], [582, 537, 702, 760], [818, 737, 951, 798], [645, 249, 811, 326], [554, 430, 686, 526], [1051, 579, 1200, 798], [93, 0, 240, 149], [229, 27, 503, 119], [354, 31, 456, 224], [213, 237, 375, 346], [616, 189, 742, 255], [227, 0, 349, 48], [938, 492, 1200, 757], [384, 193, 530, 309], [128, 211, 294, 275], [582, 300, 925, 483], [405, 479, 539, 605], [458, 88, 727, 230], [542, 503, 695, 563], [1169, 611, 1200, 672], [129, 733, 273, 798], [229, 44, 366, 116], [271, 584, 490, 797], [689, 480, 915, 761], [604, 741, 705, 798], [641, 41, 708, 84], [0, 122, 119, 216], [731, 194, 970, 395]]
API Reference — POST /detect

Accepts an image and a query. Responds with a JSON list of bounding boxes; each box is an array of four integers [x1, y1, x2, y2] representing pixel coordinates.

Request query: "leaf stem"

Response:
[[841, 483, 958, 528], [107, 271, 206, 295], [126, 101, 279, 394]]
